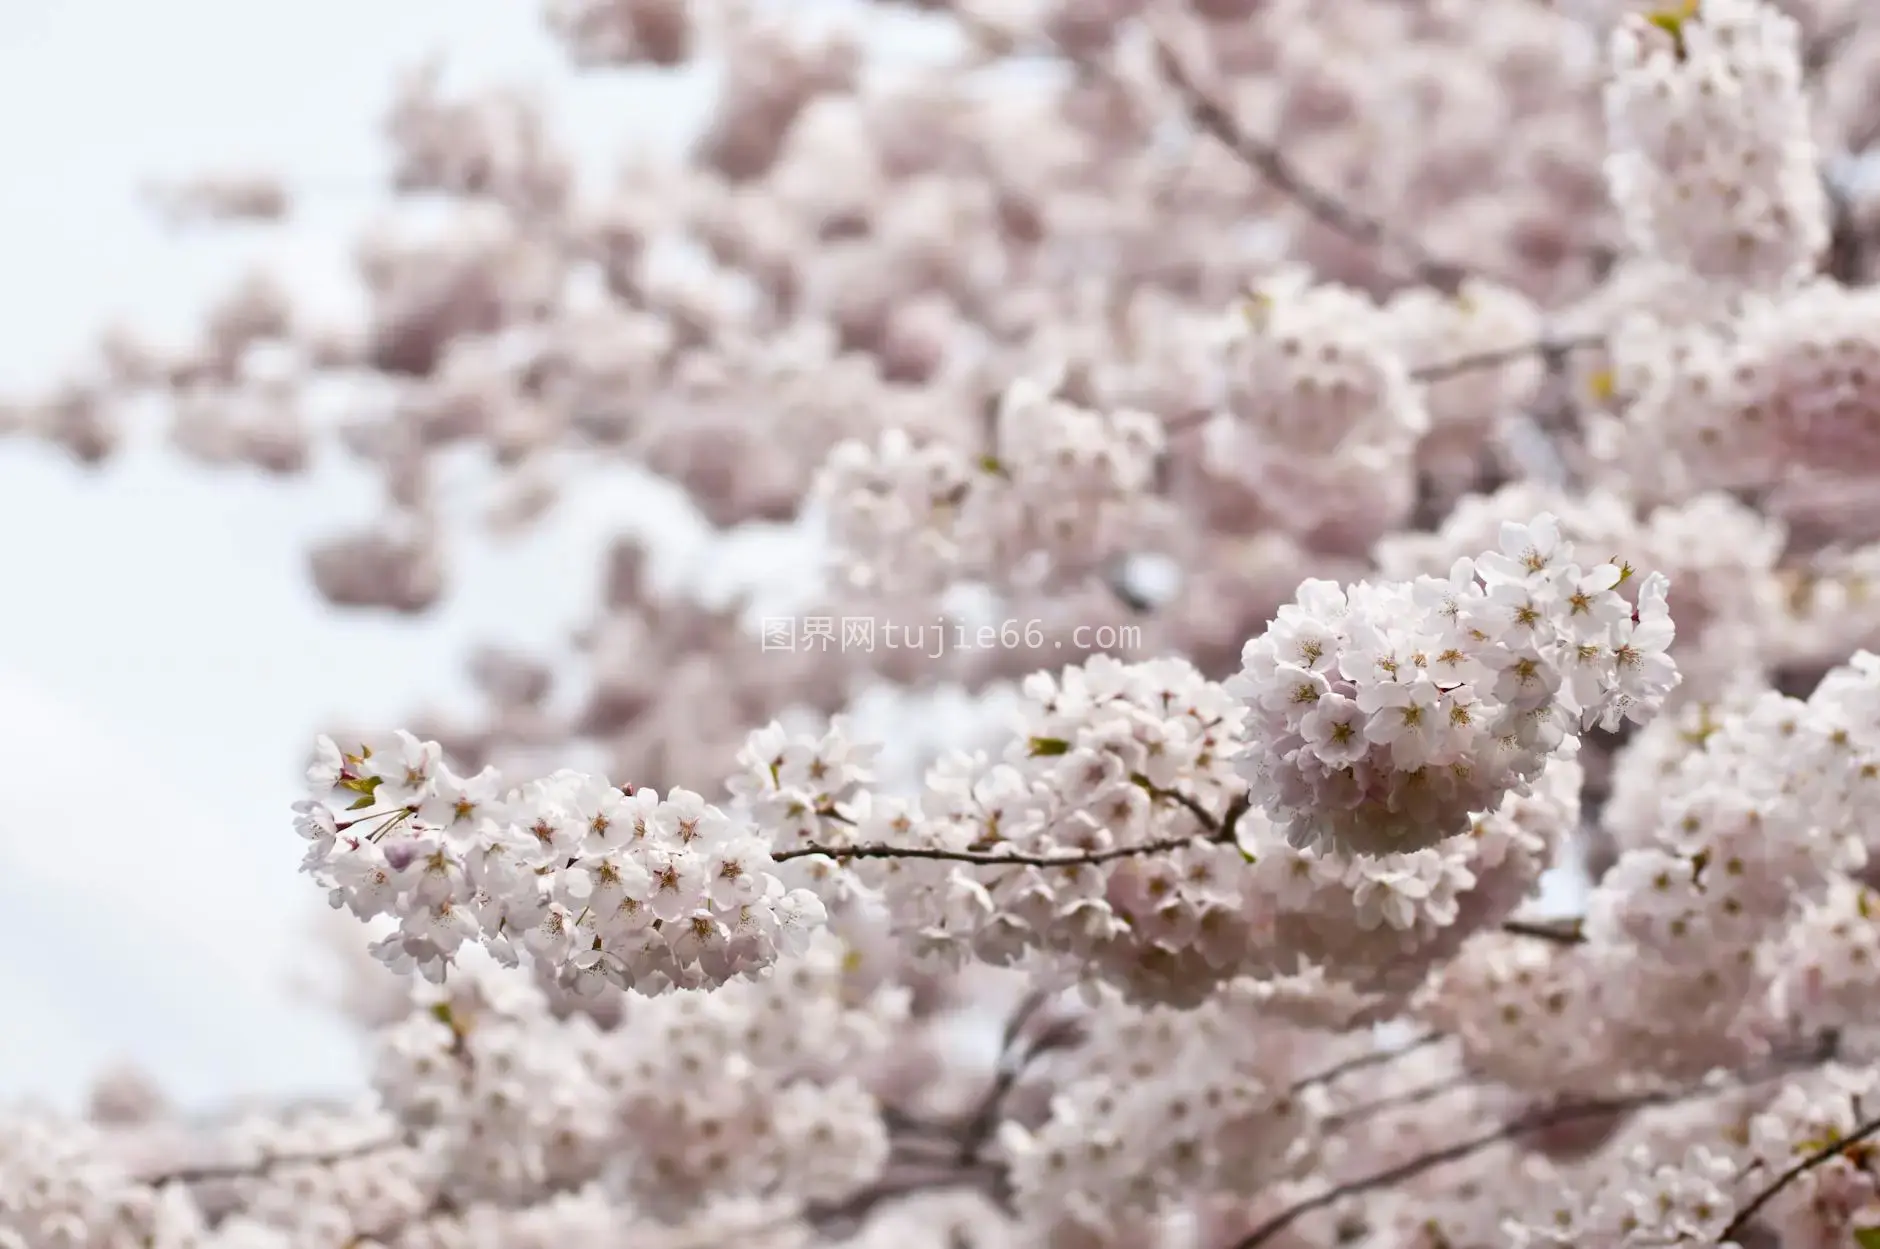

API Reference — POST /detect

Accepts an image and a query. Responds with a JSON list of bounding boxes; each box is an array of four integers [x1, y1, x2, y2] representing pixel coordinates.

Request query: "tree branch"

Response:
[[956, 996, 1084, 1167], [780, 789, 1250, 866], [1231, 1033, 1846, 1249], [1498, 331, 1592, 489], [1824, 168, 1868, 284], [1803, 17, 1861, 80], [1146, 39, 1473, 294], [774, 830, 1210, 867], [1500, 916, 1586, 945], [931, 3, 1482, 297], [1229, 1089, 1682, 1249], [1217, 792, 1254, 846], [1410, 333, 1605, 383], [1147, 783, 1242, 840], [805, 1161, 1007, 1233], [1289, 1031, 1446, 1092], [1720, 1113, 1880, 1242], [133, 1134, 406, 1187], [1324, 1074, 1478, 1132]]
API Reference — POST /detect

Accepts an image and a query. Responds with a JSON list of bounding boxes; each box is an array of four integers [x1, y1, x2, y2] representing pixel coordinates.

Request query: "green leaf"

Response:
[[1645, 0, 1700, 58], [1027, 736, 1071, 757], [1851, 1226, 1880, 1249]]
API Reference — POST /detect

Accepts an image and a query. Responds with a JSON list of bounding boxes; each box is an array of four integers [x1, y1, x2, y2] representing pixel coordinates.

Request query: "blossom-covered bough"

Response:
[[14, 0, 1880, 1246]]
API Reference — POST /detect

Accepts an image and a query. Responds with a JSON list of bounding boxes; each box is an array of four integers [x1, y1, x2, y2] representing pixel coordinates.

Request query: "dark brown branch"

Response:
[[957, 998, 1084, 1167], [996, 989, 1052, 1056], [1290, 1031, 1446, 1092], [1823, 170, 1868, 284], [134, 1135, 405, 1186], [1150, 784, 1229, 836], [1217, 792, 1253, 846], [1411, 333, 1605, 383], [1102, 559, 1160, 615], [783, 788, 1249, 866], [1232, 1032, 1846, 1249], [1500, 916, 1586, 945], [1229, 1089, 1681, 1249], [1721, 1113, 1880, 1241], [806, 1161, 1007, 1233], [1324, 1074, 1477, 1131], [774, 830, 1210, 867], [1499, 330, 1592, 489], [1803, 18, 1861, 80], [1147, 39, 1472, 294]]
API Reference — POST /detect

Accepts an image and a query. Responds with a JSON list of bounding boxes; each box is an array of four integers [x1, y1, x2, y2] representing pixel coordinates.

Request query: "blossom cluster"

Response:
[[293, 733, 828, 992], [1198, 273, 1428, 549], [1233, 513, 1678, 856], [816, 372, 1165, 595], [1604, 0, 1829, 291]]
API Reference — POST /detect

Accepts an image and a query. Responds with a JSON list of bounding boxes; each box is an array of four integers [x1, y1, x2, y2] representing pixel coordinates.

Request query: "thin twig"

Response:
[[135, 1135, 404, 1186], [1721, 1114, 1880, 1241], [1103, 557, 1160, 615], [1234, 1031, 1849, 1249], [1147, 39, 1472, 293], [1823, 169, 1867, 284], [1500, 917, 1586, 945], [1229, 1089, 1681, 1249], [1153, 785, 1229, 836], [1324, 1075, 1478, 1131], [1217, 792, 1253, 846], [1500, 331, 1591, 489], [957, 1001, 1083, 1166], [781, 789, 1249, 865], [1802, 17, 1861, 80], [997, 989, 1053, 1056], [806, 1162, 1006, 1232], [880, 1106, 966, 1140], [1411, 333, 1605, 383], [334, 804, 418, 834], [774, 831, 1210, 867], [1290, 1031, 1446, 1092]]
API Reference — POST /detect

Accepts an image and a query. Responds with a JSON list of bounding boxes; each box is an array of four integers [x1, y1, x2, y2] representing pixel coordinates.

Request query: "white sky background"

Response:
[[0, 0, 1586, 1113]]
